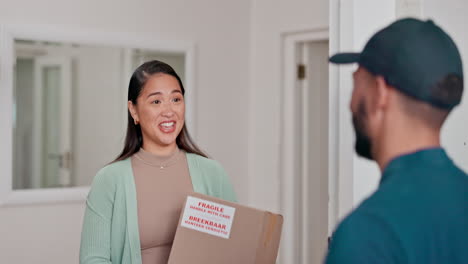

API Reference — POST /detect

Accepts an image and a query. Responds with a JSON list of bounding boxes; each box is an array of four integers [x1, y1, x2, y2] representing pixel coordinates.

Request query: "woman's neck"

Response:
[[141, 142, 178, 156]]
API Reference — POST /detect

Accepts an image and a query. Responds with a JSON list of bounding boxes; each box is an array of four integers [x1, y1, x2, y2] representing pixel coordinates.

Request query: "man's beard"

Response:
[[352, 102, 373, 160]]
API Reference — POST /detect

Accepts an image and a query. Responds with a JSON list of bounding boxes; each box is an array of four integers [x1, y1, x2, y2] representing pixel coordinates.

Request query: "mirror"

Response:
[[12, 39, 186, 190]]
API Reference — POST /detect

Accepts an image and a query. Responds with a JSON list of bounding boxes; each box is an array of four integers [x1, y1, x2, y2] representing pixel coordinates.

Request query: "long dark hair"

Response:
[[114, 60, 207, 162]]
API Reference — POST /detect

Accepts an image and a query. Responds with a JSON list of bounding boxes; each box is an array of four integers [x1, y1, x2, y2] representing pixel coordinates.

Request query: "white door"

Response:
[[298, 40, 330, 264], [281, 32, 330, 264], [32, 57, 72, 188]]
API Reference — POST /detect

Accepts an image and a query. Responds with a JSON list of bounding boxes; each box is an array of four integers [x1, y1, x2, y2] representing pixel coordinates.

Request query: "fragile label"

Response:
[[180, 196, 236, 239]]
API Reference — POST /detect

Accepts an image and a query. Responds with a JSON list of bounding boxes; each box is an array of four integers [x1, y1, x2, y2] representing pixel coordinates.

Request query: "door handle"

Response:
[[62, 151, 72, 170], [48, 153, 63, 168], [47, 152, 72, 169]]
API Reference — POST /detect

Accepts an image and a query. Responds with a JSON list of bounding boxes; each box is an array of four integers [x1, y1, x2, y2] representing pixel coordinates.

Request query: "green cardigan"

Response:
[[79, 153, 237, 264]]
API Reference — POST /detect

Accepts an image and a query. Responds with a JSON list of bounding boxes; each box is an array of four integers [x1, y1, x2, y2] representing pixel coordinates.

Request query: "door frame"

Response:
[[33, 56, 73, 188], [280, 29, 334, 264]]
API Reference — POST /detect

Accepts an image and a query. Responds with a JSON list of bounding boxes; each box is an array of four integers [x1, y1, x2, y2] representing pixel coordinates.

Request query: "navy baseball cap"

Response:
[[330, 18, 464, 110]]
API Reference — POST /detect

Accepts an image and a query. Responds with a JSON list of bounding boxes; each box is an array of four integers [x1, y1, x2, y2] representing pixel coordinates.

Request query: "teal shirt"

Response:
[[326, 148, 468, 264], [79, 153, 237, 264]]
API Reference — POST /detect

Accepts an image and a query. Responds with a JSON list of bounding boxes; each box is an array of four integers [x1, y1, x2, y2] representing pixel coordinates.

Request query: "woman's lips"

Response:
[[159, 121, 176, 133]]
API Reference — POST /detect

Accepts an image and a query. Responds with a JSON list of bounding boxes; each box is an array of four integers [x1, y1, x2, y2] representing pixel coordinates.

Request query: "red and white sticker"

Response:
[[180, 196, 236, 239]]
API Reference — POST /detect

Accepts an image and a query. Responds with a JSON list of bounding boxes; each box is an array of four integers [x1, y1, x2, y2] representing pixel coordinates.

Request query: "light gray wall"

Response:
[[425, 0, 468, 173], [248, 0, 329, 213]]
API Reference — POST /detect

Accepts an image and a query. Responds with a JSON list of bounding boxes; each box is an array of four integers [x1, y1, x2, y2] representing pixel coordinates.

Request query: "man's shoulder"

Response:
[[333, 204, 393, 237], [326, 205, 404, 264]]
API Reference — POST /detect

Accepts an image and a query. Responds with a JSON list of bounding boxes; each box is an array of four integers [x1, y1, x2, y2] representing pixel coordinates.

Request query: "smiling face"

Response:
[[128, 73, 185, 152]]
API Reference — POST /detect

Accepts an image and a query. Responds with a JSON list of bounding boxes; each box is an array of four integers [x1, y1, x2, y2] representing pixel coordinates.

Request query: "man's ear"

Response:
[[128, 101, 139, 124], [374, 76, 390, 111]]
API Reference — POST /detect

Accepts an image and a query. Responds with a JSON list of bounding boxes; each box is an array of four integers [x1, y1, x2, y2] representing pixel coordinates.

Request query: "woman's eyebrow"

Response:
[[146, 90, 182, 98]]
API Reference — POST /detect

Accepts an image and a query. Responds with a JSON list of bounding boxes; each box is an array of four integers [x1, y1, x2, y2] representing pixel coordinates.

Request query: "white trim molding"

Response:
[[280, 28, 330, 264], [0, 23, 197, 206], [331, 0, 356, 223], [0, 25, 15, 206], [1, 187, 90, 206]]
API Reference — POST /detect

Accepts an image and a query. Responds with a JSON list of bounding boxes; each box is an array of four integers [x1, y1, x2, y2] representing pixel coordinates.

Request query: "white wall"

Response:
[[0, 0, 251, 262], [350, 0, 396, 208], [248, 0, 329, 213], [424, 0, 468, 174]]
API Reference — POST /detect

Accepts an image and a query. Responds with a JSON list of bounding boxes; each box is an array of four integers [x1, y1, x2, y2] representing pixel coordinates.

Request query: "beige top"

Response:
[[131, 148, 193, 264]]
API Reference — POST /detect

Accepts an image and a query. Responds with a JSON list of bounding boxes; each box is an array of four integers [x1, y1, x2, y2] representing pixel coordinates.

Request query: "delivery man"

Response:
[[326, 18, 468, 263]]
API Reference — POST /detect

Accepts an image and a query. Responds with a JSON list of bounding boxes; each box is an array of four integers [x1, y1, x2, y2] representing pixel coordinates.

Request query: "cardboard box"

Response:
[[168, 192, 283, 264]]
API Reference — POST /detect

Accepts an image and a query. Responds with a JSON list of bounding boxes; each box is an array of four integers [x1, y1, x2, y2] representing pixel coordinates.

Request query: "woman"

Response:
[[80, 60, 237, 264]]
